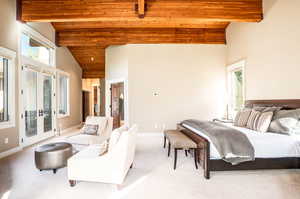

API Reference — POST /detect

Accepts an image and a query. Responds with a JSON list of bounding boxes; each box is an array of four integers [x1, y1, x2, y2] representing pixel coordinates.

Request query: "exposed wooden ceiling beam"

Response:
[[82, 70, 105, 79], [19, 0, 263, 23], [138, 0, 145, 18], [52, 21, 230, 30], [57, 28, 226, 46]]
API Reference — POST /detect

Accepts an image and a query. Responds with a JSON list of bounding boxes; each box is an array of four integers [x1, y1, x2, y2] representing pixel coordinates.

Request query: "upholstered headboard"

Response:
[[245, 99, 300, 110]]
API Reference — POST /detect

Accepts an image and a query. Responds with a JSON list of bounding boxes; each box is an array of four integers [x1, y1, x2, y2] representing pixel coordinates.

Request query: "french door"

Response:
[[21, 66, 56, 146]]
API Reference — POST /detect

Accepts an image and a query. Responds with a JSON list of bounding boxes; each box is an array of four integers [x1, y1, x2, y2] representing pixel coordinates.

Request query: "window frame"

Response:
[[227, 60, 246, 120], [0, 47, 16, 129], [21, 25, 56, 68], [57, 70, 70, 118]]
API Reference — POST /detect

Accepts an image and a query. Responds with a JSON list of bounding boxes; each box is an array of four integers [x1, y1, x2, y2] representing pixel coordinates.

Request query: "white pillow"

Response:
[[108, 129, 122, 152], [269, 117, 300, 135]]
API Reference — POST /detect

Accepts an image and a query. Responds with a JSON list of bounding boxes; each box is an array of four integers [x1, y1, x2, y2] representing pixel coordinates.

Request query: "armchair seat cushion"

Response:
[[67, 134, 107, 146]]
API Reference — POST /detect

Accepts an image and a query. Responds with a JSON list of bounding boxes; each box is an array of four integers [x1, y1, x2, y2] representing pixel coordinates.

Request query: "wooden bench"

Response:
[[163, 130, 198, 170]]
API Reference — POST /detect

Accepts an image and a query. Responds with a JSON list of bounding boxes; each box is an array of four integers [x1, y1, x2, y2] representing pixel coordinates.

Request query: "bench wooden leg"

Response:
[[174, 148, 178, 170], [168, 142, 171, 157], [163, 136, 166, 148], [69, 180, 76, 187], [194, 149, 198, 169]]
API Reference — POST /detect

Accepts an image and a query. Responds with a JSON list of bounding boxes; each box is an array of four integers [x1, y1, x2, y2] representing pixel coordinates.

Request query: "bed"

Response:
[[178, 99, 300, 179]]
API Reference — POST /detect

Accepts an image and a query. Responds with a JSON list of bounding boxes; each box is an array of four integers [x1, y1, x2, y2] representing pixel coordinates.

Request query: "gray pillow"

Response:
[[268, 109, 300, 135], [81, 124, 99, 135], [272, 109, 300, 120], [253, 106, 282, 113]]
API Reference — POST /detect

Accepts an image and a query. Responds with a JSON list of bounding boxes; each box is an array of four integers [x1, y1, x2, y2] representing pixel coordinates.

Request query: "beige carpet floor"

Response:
[[0, 134, 300, 199]]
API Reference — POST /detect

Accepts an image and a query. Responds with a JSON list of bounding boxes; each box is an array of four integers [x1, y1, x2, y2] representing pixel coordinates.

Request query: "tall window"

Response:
[[0, 47, 16, 128], [227, 61, 245, 119], [58, 73, 70, 117]]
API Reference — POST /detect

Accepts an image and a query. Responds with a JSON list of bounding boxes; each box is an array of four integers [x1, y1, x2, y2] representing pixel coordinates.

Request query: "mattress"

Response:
[[182, 123, 300, 159]]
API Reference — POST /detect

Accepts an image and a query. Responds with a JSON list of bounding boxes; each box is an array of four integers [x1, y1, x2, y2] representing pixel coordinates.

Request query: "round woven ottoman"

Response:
[[35, 142, 73, 174]]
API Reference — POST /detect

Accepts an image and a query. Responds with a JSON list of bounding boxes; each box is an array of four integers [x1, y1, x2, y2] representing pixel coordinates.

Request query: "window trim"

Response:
[[0, 47, 16, 129], [57, 70, 70, 118], [227, 60, 246, 120]]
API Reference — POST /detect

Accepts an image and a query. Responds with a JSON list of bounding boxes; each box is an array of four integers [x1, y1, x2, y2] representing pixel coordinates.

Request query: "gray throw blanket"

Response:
[[182, 119, 255, 165]]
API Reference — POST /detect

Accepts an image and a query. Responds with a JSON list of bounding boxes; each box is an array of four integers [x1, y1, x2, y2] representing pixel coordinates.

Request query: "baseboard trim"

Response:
[[0, 146, 22, 159]]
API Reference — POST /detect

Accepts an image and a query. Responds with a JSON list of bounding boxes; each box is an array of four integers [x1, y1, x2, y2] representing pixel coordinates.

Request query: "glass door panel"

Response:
[[22, 67, 55, 146], [24, 69, 38, 137], [43, 75, 53, 133]]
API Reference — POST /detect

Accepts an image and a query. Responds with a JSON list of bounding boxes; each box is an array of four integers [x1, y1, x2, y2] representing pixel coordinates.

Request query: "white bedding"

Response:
[[182, 123, 300, 159]]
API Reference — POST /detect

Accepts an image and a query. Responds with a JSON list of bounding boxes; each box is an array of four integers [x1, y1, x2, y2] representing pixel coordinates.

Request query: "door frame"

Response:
[[106, 78, 129, 127], [19, 63, 57, 148]]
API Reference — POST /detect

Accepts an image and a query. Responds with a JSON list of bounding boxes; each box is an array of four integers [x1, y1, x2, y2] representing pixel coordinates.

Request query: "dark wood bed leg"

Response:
[[168, 142, 171, 157], [204, 142, 210, 179], [69, 180, 76, 187], [174, 149, 178, 170], [194, 149, 198, 169], [163, 136, 166, 148], [185, 150, 188, 157]]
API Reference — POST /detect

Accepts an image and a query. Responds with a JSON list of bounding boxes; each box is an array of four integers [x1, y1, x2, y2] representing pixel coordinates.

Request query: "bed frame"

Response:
[[179, 99, 300, 179]]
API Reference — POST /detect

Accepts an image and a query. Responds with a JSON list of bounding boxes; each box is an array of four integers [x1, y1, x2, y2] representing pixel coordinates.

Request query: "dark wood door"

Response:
[[82, 91, 90, 122], [93, 86, 98, 115], [111, 82, 124, 129]]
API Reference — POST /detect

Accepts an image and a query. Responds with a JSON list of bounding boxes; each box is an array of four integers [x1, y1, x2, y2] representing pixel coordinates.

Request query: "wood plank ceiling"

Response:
[[18, 0, 263, 78]]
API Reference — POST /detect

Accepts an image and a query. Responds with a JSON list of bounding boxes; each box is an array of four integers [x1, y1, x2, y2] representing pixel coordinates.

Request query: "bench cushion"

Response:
[[167, 132, 197, 149]]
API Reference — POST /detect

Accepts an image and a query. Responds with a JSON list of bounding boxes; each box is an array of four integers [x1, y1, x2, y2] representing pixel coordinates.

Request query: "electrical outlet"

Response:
[[4, 138, 8, 144], [154, 124, 158, 129], [162, 124, 166, 130]]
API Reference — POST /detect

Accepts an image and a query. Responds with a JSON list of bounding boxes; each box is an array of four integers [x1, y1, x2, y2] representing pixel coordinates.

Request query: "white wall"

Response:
[[105, 45, 129, 117], [56, 47, 83, 129], [0, 0, 20, 152], [106, 44, 227, 132], [227, 0, 300, 100], [105, 45, 129, 81]]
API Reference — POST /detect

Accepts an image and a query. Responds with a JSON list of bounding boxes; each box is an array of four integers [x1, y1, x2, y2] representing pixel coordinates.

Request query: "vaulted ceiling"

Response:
[[17, 0, 263, 78]]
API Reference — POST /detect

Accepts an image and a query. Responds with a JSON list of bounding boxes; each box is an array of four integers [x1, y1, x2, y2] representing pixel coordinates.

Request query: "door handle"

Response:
[[38, 110, 44, 117]]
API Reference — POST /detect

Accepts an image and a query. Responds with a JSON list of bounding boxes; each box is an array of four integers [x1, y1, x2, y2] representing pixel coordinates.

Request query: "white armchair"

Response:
[[65, 116, 113, 147], [67, 125, 138, 186]]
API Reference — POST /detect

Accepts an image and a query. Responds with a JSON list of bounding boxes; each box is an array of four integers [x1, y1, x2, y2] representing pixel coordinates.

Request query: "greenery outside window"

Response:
[[227, 60, 245, 119]]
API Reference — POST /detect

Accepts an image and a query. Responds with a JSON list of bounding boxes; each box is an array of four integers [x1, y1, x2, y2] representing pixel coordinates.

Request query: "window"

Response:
[[0, 57, 8, 122], [227, 60, 245, 119], [0, 47, 16, 128], [58, 72, 70, 117], [21, 25, 55, 67]]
